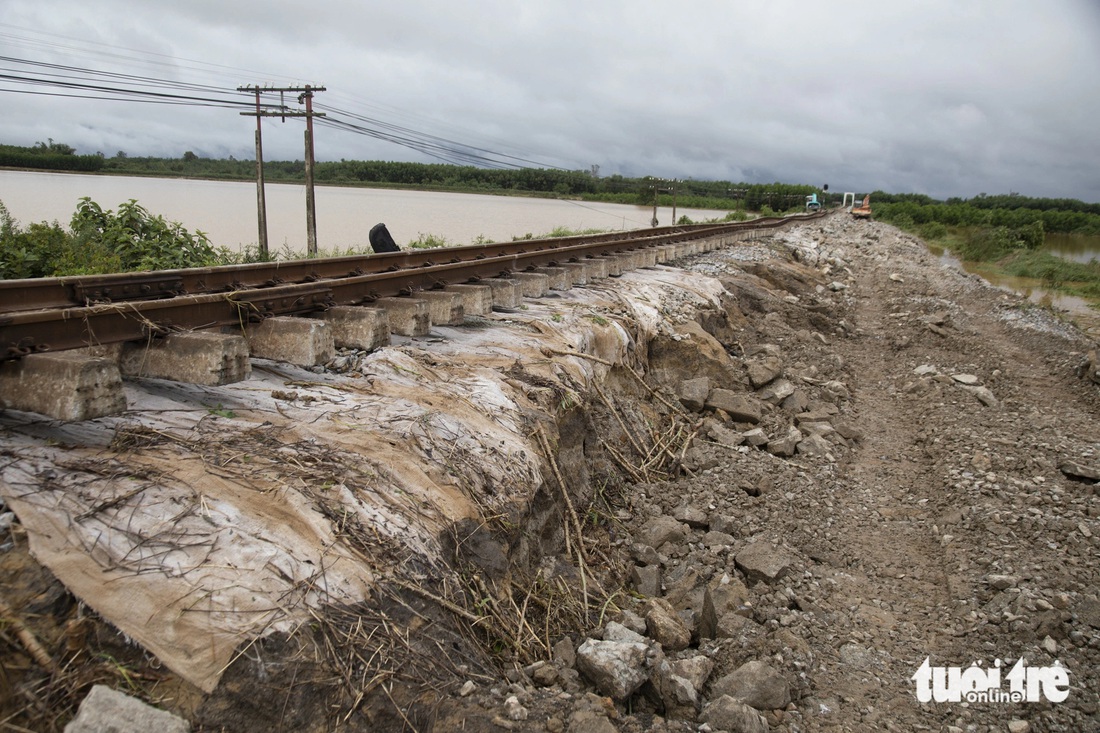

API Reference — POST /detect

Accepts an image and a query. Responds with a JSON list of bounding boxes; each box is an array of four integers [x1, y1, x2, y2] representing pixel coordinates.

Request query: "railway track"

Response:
[[0, 212, 826, 361]]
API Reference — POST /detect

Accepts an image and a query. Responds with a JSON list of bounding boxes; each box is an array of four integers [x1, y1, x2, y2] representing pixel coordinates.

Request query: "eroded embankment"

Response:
[[6, 216, 1099, 733], [0, 245, 748, 728]]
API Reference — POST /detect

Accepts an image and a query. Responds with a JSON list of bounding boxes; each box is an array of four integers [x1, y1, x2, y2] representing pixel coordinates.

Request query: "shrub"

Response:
[[918, 222, 948, 240]]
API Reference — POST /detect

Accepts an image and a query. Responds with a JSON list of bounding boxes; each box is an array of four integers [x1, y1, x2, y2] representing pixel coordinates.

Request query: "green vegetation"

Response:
[[875, 195, 1100, 303], [871, 192, 1100, 235], [0, 139, 104, 173], [0, 198, 223, 278]]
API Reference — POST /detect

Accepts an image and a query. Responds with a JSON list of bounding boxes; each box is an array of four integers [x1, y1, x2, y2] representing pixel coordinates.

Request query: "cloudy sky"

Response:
[[2, 1, 1099, 202]]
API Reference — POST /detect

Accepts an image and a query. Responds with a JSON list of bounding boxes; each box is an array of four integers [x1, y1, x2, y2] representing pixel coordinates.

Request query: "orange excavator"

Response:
[[851, 195, 872, 219]]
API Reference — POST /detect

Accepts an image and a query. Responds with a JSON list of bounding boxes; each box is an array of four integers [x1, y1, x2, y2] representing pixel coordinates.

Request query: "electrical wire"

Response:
[[0, 24, 576, 171]]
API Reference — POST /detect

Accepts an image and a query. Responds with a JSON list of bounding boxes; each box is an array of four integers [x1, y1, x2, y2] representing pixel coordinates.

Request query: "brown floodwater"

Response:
[[937, 248, 1100, 337], [0, 170, 728, 253]]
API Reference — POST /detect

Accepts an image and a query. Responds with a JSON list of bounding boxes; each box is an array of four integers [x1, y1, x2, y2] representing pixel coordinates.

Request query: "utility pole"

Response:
[[301, 86, 318, 256], [237, 84, 326, 257], [241, 88, 269, 257]]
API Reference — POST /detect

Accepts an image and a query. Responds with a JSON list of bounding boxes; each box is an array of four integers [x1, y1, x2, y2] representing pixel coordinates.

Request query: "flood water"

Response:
[[0, 170, 728, 253], [937, 248, 1100, 337], [1043, 232, 1100, 264]]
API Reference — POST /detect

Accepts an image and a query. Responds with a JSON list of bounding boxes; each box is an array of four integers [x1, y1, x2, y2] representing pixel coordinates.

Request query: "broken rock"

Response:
[[700, 695, 769, 733], [636, 516, 687, 550], [735, 540, 796, 584], [650, 657, 699, 718], [705, 389, 764, 424], [678, 377, 711, 412], [64, 686, 189, 733], [711, 659, 792, 711], [746, 355, 783, 389], [645, 598, 691, 652], [576, 638, 653, 700], [796, 432, 833, 458], [672, 656, 715, 693], [673, 504, 710, 529], [766, 426, 803, 457]]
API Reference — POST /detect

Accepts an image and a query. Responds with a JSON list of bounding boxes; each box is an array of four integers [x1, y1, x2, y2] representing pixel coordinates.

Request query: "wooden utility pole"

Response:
[[671, 180, 678, 226], [300, 86, 318, 256], [244, 89, 269, 257], [238, 85, 326, 257]]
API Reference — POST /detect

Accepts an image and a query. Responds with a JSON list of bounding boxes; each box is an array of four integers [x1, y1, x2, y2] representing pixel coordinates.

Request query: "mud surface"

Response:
[[2, 215, 1099, 732]]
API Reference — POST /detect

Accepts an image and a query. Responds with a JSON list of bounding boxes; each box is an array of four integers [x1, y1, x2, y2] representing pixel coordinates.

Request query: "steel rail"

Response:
[[0, 212, 826, 359], [0, 214, 818, 314]]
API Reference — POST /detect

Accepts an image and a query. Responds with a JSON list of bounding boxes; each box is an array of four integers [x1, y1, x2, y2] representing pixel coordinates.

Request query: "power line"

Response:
[[0, 49, 571, 171]]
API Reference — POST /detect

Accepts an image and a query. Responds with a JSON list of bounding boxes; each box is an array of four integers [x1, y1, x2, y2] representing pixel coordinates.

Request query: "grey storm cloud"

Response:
[[1, 0, 1098, 201]]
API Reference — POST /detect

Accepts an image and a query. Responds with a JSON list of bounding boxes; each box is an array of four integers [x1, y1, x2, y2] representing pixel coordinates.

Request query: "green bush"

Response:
[[918, 222, 948, 240], [0, 197, 220, 279], [70, 198, 218, 271], [956, 221, 1047, 262]]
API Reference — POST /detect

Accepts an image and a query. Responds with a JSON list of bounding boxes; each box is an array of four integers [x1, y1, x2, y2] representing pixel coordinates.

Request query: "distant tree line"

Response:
[[0, 140, 104, 172], [0, 141, 820, 210], [871, 191, 1100, 235]]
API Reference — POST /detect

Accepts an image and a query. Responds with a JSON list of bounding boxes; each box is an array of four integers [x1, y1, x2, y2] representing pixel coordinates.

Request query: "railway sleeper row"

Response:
[[0, 235, 739, 421]]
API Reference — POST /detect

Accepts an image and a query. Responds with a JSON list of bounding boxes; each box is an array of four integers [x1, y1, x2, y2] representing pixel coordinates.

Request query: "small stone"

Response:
[[961, 384, 998, 406], [504, 695, 528, 721], [631, 564, 661, 598], [458, 680, 476, 697], [1008, 720, 1031, 733], [636, 516, 687, 549], [701, 530, 735, 547], [1061, 461, 1100, 482], [951, 373, 980, 385], [706, 422, 746, 449], [781, 389, 810, 413], [971, 452, 993, 472], [618, 609, 647, 636], [822, 380, 850, 401], [650, 658, 698, 716], [833, 420, 863, 442], [987, 574, 1019, 590], [742, 428, 769, 446], [1041, 636, 1058, 654], [757, 378, 795, 403], [673, 504, 710, 529], [630, 543, 659, 566], [795, 432, 832, 458]]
